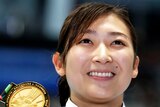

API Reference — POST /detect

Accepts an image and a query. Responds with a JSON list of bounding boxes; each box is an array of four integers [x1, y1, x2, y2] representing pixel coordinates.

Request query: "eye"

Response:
[[112, 40, 125, 46], [78, 38, 93, 44]]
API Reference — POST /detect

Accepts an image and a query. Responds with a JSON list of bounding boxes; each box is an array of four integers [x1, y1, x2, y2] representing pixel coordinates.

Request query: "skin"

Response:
[[53, 14, 139, 107]]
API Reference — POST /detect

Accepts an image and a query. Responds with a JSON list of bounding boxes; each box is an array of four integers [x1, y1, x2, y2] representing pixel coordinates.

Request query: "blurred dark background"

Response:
[[0, 0, 159, 107]]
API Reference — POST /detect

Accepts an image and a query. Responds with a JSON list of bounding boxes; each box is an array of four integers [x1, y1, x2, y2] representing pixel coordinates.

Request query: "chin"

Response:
[[88, 92, 113, 100]]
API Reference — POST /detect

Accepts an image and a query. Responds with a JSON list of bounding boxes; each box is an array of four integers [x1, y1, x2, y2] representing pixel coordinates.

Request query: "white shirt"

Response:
[[66, 98, 126, 107]]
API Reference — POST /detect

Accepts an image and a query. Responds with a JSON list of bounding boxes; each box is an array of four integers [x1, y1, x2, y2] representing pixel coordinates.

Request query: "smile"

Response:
[[88, 72, 114, 77]]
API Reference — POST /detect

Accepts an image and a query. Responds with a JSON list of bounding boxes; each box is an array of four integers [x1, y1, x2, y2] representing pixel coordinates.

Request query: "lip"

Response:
[[87, 69, 116, 80]]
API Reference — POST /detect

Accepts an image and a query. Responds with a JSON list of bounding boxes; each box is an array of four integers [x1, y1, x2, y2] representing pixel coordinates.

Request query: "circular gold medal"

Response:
[[5, 82, 50, 107]]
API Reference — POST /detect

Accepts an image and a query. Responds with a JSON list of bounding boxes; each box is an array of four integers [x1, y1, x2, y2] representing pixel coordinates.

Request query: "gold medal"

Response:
[[5, 82, 50, 107]]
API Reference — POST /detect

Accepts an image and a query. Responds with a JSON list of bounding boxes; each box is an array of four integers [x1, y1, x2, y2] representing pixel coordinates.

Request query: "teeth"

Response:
[[89, 72, 114, 77]]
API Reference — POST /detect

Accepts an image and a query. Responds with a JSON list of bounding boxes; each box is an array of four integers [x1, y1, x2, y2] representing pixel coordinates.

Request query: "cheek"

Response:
[[67, 47, 88, 65], [113, 50, 135, 92], [65, 47, 90, 89], [114, 49, 134, 74], [65, 47, 89, 76]]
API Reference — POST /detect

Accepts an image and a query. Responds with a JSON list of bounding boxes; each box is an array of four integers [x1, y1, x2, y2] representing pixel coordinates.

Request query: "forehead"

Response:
[[88, 14, 130, 36], [73, 13, 132, 43]]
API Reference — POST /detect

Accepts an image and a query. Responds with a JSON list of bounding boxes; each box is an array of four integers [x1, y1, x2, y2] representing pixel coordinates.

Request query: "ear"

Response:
[[52, 52, 65, 76], [132, 56, 140, 78]]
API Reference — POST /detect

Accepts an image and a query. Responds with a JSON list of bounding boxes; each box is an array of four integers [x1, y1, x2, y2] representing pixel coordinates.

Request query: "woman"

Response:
[[52, 2, 139, 107]]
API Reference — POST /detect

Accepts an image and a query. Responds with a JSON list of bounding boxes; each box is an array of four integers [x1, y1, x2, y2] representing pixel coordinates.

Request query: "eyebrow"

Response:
[[108, 32, 129, 39], [84, 29, 129, 39], [84, 29, 96, 34]]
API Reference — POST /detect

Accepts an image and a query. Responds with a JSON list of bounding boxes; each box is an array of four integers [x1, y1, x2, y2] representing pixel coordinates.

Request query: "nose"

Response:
[[92, 43, 112, 64]]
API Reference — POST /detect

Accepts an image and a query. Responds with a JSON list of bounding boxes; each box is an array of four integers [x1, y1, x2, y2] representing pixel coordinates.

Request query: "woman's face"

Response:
[[54, 14, 139, 104]]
